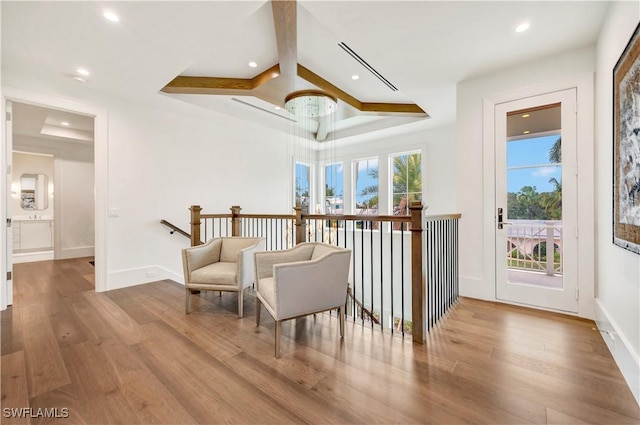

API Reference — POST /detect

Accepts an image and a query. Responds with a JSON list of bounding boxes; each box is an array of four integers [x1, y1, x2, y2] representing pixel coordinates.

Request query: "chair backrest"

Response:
[[220, 237, 262, 262], [310, 243, 344, 260]]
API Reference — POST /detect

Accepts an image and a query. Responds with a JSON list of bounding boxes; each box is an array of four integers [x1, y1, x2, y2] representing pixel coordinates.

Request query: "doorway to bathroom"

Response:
[[9, 101, 96, 294]]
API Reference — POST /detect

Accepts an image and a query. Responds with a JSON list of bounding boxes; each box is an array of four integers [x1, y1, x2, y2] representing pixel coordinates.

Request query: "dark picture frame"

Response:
[[613, 21, 640, 255]]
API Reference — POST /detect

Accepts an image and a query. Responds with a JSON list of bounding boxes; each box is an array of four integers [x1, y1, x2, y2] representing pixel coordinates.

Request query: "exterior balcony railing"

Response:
[[506, 220, 563, 276]]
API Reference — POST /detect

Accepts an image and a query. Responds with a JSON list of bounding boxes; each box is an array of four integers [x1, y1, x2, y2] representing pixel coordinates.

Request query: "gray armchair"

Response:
[[254, 242, 352, 358], [182, 237, 265, 317]]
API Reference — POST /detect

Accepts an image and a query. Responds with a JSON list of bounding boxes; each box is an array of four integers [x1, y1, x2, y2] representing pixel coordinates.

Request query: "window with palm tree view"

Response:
[[295, 162, 311, 208], [324, 163, 343, 214], [391, 152, 422, 216], [355, 158, 378, 215]]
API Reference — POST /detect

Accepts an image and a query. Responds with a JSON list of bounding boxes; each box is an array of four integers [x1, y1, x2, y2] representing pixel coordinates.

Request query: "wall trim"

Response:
[[13, 250, 54, 264], [595, 298, 640, 406], [56, 246, 95, 260], [108, 265, 183, 291], [459, 275, 492, 300]]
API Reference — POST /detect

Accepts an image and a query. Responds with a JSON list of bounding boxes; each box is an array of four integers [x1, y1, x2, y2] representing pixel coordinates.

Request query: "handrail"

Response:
[[425, 213, 462, 221], [305, 213, 412, 222], [200, 213, 232, 219], [347, 286, 380, 325], [160, 219, 191, 239]]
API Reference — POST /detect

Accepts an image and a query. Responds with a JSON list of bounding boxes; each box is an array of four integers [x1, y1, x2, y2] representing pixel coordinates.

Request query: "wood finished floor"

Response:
[[2, 258, 639, 425]]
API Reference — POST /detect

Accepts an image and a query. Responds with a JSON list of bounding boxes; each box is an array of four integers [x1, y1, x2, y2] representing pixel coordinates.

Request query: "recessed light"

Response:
[[61, 121, 70, 127], [76, 68, 90, 76], [515, 22, 530, 33], [274, 106, 281, 110], [523, 130, 531, 134], [72, 76, 86, 83], [248, 61, 258, 68], [351, 75, 360, 80], [103, 10, 119, 22], [522, 114, 530, 118]]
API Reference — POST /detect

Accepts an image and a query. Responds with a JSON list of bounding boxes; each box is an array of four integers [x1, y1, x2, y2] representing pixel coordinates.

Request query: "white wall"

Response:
[[13, 136, 94, 259], [318, 124, 457, 216], [456, 46, 596, 302], [102, 96, 292, 288], [594, 1, 640, 404]]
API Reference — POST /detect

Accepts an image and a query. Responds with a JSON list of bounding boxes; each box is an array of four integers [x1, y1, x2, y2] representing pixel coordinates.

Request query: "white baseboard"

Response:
[[459, 275, 492, 300], [595, 299, 640, 406], [13, 250, 54, 263], [56, 246, 95, 260], [106, 265, 183, 292]]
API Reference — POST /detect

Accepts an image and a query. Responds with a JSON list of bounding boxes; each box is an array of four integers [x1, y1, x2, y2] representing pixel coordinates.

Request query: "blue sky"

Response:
[[507, 134, 561, 193], [354, 158, 377, 204]]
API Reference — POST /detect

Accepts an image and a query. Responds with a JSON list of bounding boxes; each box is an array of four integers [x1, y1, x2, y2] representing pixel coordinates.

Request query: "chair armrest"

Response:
[[254, 244, 315, 281], [237, 238, 266, 286], [182, 238, 222, 281]]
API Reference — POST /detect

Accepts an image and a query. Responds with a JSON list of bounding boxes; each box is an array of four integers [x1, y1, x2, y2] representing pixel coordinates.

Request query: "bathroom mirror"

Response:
[[20, 173, 49, 210]]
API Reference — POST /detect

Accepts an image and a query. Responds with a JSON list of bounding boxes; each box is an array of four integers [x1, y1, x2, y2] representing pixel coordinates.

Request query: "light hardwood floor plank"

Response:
[[1, 351, 31, 425], [2, 258, 639, 424]]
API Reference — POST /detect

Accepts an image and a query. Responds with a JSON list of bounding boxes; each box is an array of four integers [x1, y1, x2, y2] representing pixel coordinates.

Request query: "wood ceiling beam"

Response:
[[298, 64, 428, 116], [271, 0, 297, 86], [161, 64, 280, 94]]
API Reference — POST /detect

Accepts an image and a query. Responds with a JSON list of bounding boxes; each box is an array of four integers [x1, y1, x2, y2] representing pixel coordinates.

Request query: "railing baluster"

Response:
[[400, 224, 405, 336], [380, 220, 384, 331], [390, 221, 394, 334]]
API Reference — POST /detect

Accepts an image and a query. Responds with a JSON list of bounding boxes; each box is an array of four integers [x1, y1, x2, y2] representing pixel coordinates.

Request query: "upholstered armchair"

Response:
[[182, 237, 266, 317], [254, 242, 352, 358]]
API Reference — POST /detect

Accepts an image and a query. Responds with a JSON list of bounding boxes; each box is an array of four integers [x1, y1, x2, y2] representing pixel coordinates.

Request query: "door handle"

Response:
[[497, 208, 512, 229]]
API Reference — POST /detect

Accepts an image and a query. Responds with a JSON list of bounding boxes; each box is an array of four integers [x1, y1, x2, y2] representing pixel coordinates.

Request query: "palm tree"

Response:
[[546, 138, 562, 219], [358, 167, 379, 211], [392, 153, 422, 215], [549, 137, 561, 163]]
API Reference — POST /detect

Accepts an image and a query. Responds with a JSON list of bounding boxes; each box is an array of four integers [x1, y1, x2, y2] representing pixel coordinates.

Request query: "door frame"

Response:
[[1, 86, 109, 310], [482, 73, 595, 319]]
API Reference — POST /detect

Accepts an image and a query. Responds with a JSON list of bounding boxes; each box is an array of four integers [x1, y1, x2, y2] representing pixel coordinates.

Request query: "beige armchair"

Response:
[[182, 237, 266, 317], [254, 242, 352, 358]]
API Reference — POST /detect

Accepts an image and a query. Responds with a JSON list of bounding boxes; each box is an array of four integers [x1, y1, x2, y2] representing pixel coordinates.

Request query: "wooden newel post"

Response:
[[190, 205, 202, 247], [409, 201, 426, 344], [231, 205, 242, 237], [294, 204, 306, 245]]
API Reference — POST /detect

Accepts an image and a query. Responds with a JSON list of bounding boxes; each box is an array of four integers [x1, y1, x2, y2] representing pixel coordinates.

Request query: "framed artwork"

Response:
[[614, 21, 640, 255]]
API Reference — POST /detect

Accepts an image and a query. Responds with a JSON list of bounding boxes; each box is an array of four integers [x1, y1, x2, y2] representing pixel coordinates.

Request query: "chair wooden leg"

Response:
[[275, 321, 281, 358], [237, 289, 243, 318], [185, 288, 192, 314], [256, 298, 262, 327], [339, 305, 345, 338]]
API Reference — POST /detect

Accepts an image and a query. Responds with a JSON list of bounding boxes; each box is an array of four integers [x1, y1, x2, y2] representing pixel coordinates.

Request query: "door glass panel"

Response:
[[506, 107, 563, 289]]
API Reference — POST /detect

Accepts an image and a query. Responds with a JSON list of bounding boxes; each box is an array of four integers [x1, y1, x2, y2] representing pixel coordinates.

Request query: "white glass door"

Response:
[[495, 89, 578, 312]]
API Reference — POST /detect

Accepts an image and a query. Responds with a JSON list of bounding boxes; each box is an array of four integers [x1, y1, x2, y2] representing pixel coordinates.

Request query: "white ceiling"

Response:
[[1, 1, 610, 143]]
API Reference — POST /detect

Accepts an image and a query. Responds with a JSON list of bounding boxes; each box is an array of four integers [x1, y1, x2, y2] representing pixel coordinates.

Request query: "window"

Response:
[[324, 163, 343, 214], [391, 152, 422, 215], [354, 158, 378, 214], [295, 162, 311, 208]]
